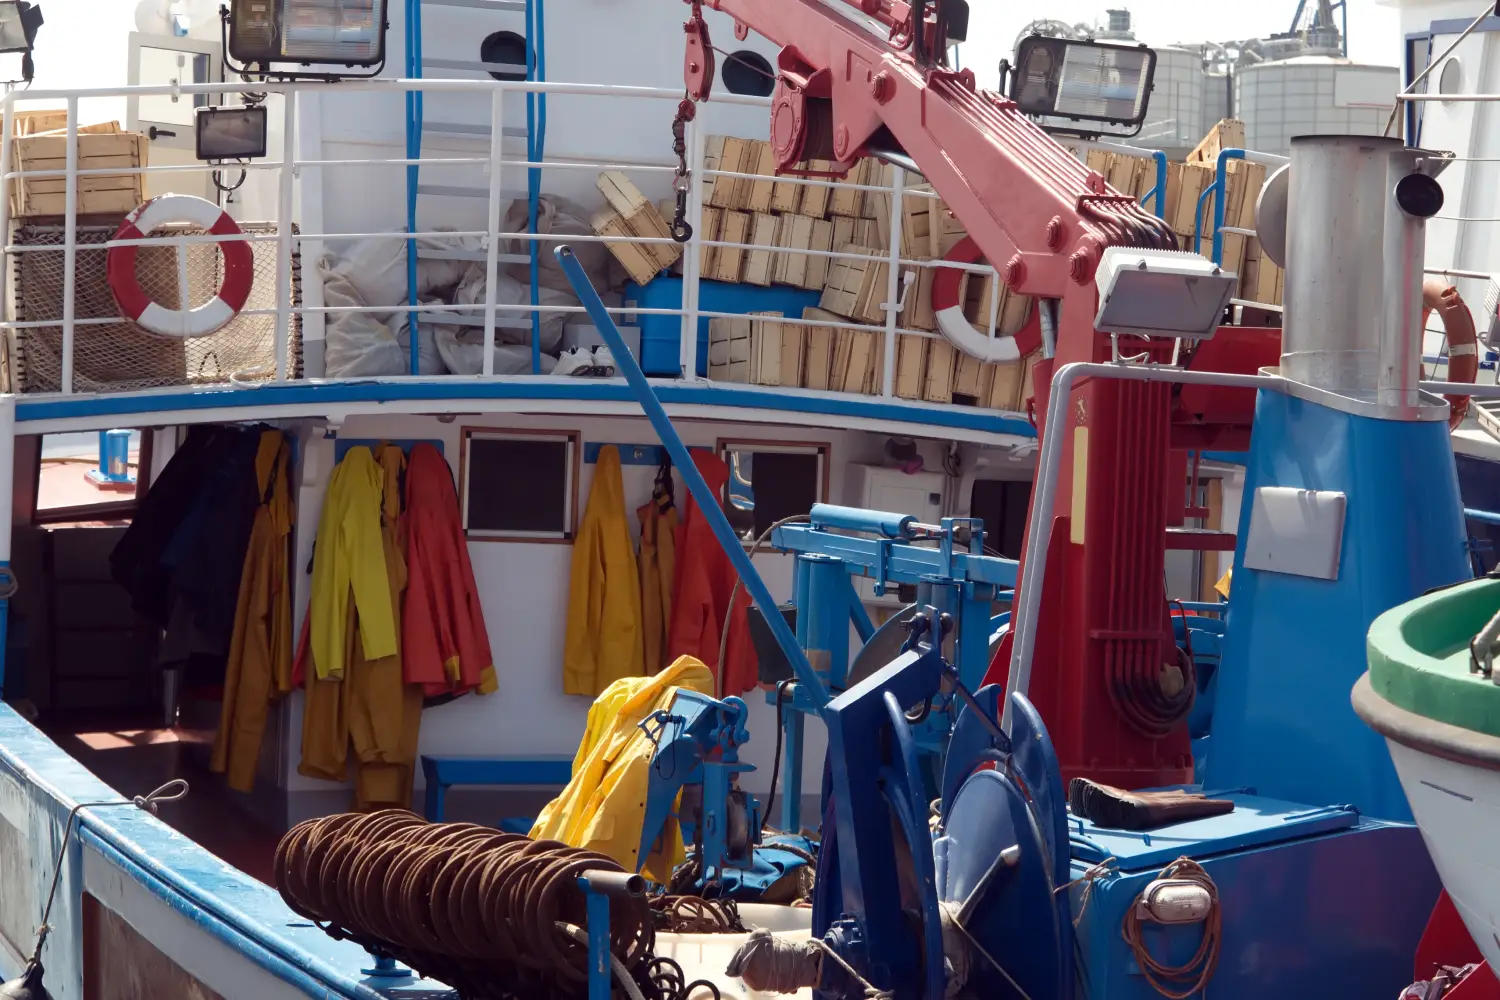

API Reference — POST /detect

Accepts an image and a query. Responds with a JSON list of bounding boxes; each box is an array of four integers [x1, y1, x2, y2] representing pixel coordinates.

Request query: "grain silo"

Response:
[[1235, 56, 1399, 156]]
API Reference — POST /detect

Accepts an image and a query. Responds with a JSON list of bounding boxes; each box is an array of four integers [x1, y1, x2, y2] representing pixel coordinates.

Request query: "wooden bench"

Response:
[[420, 754, 574, 823]]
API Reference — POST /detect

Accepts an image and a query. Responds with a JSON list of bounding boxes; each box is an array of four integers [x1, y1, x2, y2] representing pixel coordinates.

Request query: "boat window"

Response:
[[461, 428, 579, 541], [480, 30, 530, 82], [30, 431, 151, 526], [968, 478, 1031, 561], [722, 50, 776, 98], [716, 439, 828, 541]]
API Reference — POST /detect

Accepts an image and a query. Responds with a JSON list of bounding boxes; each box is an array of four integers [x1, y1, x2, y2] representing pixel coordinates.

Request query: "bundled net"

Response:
[[8, 222, 303, 394]]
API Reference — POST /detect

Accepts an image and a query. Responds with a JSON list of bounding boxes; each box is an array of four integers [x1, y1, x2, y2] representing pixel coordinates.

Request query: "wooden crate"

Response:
[[11, 128, 145, 219], [802, 218, 834, 291], [713, 211, 751, 282], [1172, 164, 1214, 244], [831, 328, 878, 394], [746, 141, 777, 213], [894, 334, 926, 399], [708, 316, 752, 383], [591, 208, 662, 286], [829, 159, 869, 217], [923, 337, 956, 404], [819, 242, 876, 318], [774, 214, 816, 287], [699, 205, 723, 278], [801, 307, 840, 390], [748, 312, 805, 387], [987, 358, 1025, 411], [596, 171, 682, 271], [800, 162, 834, 218], [928, 199, 967, 259], [903, 262, 936, 331], [1188, 118, 1247, 165], [771, 171, 802, 214], [953, 352, 987, 403], [708, 137, 754, 210], [742, 212, 779, 286]]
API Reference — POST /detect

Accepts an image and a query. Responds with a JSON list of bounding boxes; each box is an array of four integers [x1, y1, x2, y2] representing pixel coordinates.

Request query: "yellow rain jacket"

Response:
[[563, 446, 645, 696], [1215, 567, 1232, 599], [308, 446, 397, 680], [211, 429, 293, 792], [531, 656, 714, 882]]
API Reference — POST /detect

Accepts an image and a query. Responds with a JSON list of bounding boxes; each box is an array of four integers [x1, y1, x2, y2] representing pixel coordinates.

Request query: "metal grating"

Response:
[[7, 221, 303, 394]]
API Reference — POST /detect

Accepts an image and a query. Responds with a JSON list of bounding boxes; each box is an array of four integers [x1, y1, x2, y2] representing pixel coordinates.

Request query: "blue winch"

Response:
[[557, 129, 1455, 998]]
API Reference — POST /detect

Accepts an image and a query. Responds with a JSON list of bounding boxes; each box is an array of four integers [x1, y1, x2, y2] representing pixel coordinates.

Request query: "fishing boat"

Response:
[[0, 0, 1495, 996]]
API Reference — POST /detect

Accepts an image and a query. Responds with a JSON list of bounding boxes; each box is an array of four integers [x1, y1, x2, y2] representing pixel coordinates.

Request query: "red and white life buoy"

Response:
[[930, 235, 1020, 363], [1423, 277, 1479, 431], [106, 194, 253, 338]]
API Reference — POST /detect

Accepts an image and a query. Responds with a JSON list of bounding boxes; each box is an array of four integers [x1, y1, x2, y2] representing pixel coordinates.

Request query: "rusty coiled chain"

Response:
[[273, 810, 654, 999]]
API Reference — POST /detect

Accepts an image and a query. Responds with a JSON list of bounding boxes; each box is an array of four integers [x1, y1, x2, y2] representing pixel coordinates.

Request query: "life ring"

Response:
[[106, 194, 254, 338], [930, 236, 1020, 363], [1422, 277, 1478, 430]]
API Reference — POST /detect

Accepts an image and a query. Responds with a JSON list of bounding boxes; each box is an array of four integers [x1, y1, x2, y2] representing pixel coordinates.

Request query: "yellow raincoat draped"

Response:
[[210, 429, 293, 792], [531, 656, 714, 882], [563, 446, 645, 696]]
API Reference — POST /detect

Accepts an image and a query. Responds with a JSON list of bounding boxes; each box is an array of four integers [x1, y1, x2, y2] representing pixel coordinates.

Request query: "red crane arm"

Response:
[[690, 0, 1176, 318]]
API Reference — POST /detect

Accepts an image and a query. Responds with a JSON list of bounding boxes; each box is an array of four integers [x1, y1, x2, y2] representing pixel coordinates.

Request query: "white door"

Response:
[[126, 32, 223, 202]]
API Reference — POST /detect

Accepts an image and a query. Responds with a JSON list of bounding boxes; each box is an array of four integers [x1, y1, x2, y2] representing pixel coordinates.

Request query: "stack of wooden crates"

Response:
[[7, 110, 147, 219], [1076, 119, 1285, 307], [590, 120, 1280, 414]]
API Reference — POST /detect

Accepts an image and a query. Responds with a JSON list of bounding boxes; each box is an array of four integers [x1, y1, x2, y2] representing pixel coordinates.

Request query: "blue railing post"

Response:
[[555, 245, 829, 708], [576, 870, 645, 1000], [1139, 150, 1168, 220], [1192, 148, 1247, 265]]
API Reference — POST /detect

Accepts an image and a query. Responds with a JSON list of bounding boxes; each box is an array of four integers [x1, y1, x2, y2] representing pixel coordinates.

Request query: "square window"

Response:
[[461, 429, 579, 540], [717, 440, 829, 541], [969, 478, 1032, 560]]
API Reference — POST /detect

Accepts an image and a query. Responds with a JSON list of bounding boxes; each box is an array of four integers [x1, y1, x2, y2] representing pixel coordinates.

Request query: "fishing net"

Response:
[[7, 222, 303, 394]]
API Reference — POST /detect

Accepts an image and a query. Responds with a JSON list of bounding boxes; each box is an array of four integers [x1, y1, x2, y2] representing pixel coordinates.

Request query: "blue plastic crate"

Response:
[[625, 277, 824, 377]]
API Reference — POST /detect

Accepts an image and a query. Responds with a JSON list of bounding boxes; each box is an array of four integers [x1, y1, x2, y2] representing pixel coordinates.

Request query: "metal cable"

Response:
[[273, 810, 656, 999], [651, 895, 745, 934]]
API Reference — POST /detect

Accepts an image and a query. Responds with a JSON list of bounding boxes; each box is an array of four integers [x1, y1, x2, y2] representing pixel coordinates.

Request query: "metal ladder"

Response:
[[402, 0, 549, 373]]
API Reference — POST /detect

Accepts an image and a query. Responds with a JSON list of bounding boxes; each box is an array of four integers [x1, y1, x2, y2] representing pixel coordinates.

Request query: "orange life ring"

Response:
[[106, 194, 254, 338], [1422, 278, 1478, 430], [930, 236, 1021, 363]]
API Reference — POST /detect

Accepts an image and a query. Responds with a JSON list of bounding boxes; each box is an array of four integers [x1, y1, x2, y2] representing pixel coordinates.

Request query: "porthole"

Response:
[[722, 49, 775, 97], [480, 31, 529, 82], [1439, 57, 1463, 105]]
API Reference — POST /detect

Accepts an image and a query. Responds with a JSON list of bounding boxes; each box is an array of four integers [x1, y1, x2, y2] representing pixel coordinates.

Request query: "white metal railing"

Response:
[[0, 76, 1009, 400]]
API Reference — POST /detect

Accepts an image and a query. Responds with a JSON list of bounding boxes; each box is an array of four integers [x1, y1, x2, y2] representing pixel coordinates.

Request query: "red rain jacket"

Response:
[[403, 443, 498, 698], [667, 451, 757, 696]]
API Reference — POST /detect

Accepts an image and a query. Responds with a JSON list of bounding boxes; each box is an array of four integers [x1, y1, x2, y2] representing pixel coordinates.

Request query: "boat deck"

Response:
[[41, 710, 282, 886]]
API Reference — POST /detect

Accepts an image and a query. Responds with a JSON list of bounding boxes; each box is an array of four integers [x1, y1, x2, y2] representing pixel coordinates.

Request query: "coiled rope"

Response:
[[1120, 857, 1221, 1000], [273, 810, 655, 999]]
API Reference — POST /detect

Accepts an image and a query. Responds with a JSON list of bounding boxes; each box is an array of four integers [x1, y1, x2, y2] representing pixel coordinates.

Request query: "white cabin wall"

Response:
[[281, 412, 973, 814], [311, 0, 784, 240]]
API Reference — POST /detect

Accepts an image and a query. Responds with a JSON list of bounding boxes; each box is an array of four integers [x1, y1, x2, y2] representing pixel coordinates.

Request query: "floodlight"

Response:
[[1010, 35, 1155, 127], [229, 0, 386, 68], [1094, 248, 1235, 342]]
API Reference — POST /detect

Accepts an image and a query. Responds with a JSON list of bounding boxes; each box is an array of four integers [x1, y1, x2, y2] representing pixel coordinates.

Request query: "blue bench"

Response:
[[420, 754, 574, 823]]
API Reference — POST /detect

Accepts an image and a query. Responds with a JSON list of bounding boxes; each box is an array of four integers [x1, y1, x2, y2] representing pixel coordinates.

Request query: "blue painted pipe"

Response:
[[553, 246, 829, 709], [1465, 507, 1500, 526], [1138, 150, 1168, 220], [810, 503, 915, 538]]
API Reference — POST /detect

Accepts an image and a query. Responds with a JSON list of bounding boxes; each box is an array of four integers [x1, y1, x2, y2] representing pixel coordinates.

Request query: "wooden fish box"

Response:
[[10, 127, 146, 219]]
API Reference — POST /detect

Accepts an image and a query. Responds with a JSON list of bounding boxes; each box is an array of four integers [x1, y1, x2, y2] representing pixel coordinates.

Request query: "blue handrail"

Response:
[[1193, 148, 1247, 264], [525, 0, 548, 374], [404, 0, 424, 375], [1137, 150, 1168, 221]]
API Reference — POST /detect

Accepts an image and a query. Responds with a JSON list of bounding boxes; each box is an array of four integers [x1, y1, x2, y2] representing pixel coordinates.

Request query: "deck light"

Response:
[[0, 1, 42, 82], [1009, 35, 1156, 128], [229, 0, 386, 69], [1094, 247, 1236, 343]]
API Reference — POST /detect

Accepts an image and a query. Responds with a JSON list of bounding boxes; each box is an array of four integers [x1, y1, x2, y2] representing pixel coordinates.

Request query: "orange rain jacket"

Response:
[[667, 451, 757, 696], [403, 442, 499, 698]]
